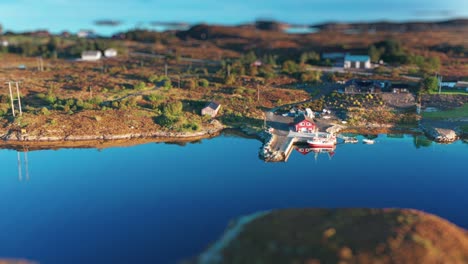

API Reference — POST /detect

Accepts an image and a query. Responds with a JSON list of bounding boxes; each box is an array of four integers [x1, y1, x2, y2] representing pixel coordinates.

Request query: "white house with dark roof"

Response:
[[201, 101, 221, 118], [344, 55, 371, 69]]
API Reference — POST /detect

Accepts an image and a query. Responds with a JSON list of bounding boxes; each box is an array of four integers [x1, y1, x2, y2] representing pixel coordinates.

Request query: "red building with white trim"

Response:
[[293, 114, 316, 133]]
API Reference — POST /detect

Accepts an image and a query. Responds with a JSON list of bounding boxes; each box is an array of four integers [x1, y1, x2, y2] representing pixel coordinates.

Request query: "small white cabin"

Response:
[[77, 30, 97, 39], [344, 55, 371, 69], [81, 51, 102, 61], [201, 101, 221, 118], [104, 48, 118, 58]]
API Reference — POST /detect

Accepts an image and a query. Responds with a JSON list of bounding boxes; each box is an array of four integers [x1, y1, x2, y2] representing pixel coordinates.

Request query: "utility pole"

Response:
[[258, 82, 262, 102], [36, 57, 44, 71], [164, 62, 168, 77], [15, 82, 22, 115], [8, 82, 15, 116], [6, 81, 23, 117], [438, 74, 442, 95]]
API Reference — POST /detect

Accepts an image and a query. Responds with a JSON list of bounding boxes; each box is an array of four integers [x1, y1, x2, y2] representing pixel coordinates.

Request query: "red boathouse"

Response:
[[293, 114, 316, 133]]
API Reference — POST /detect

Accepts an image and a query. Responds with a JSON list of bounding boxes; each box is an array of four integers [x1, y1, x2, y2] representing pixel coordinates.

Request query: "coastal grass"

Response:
[[460, 124, 468, 134], [428, 90, 468, 96], [422, 104, 468, 120]]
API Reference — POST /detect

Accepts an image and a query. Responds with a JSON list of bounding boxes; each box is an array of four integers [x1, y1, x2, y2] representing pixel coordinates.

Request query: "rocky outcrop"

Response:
[[422, 126, 458, 143], [198, 208, 468, 264], [0, 121, 224, 143]]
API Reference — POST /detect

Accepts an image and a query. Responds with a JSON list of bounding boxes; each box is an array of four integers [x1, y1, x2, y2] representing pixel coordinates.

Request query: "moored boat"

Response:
[[363, 138, 375, 144], [307, 134, 336, 148]]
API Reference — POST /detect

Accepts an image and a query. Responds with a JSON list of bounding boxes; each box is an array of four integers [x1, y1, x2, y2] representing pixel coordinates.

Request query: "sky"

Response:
[[0, 0, 467, 35]]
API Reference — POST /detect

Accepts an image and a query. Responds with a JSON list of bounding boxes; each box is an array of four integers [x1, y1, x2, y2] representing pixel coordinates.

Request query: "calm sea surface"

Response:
[[0, 133, 466, 264]]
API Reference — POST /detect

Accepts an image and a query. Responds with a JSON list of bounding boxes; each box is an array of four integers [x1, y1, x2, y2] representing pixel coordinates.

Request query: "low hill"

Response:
[[198, 208, 468, 264]]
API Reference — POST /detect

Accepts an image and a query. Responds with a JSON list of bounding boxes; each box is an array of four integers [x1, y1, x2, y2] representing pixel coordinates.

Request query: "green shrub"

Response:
[[148, 75, 159, 83], [40, 107, 51, 115], [183, 79, 196, 90], [134, 82, 147, 90], [199, 79, 209, 88]]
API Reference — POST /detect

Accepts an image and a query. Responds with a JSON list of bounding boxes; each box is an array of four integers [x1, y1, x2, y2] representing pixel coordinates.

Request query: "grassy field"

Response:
[[422, 104, 468, 120], [460, 124, 468, 134], [428, 90, 468, 96]]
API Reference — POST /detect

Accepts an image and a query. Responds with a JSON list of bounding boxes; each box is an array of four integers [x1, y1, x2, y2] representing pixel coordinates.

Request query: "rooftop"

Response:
[[204, 101, 221, 110], [345, 54, 370, 62]]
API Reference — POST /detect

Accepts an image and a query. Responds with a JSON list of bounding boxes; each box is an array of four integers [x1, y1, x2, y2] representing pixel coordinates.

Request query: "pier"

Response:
[[263, 130, 357, 162]]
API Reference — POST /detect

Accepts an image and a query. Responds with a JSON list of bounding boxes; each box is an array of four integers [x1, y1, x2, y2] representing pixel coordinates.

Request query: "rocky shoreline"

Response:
[[0, 120, 225, 150]]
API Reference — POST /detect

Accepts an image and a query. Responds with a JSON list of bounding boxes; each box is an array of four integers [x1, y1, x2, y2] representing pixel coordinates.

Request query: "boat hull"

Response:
[[307, 142, 335, 148]]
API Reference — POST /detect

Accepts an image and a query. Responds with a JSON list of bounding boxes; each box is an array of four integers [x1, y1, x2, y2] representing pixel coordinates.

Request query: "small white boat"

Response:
[[363, 139, 375, 144], [344, 137, 358, 144], [307, 134, 336, 148]]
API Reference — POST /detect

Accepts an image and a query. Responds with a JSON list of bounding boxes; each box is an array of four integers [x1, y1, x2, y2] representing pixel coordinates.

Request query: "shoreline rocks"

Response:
[[421, 125, 459, 143], [0, 121, 225, 148]]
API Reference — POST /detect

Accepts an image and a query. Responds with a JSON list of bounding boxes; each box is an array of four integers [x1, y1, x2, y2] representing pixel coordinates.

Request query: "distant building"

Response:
[[391, 83, 410, 93], [28, 30, 51, 37], [251, 60, 262, 67], [322, 52, 347, 60], [1, 39, 8, 47], [81, 51, 102, 61], [344, 79, 388, 94], [344, 55, 371, 69], [455, 81, 468, 92], [321, 52, 346, 67], [60, 31, 71, 38], [293, 114, 316, 133], [77, 30, 97, 39], [112, 33, 126, 40], [104, 48, 118, 57], [201, 101, 221, 118]]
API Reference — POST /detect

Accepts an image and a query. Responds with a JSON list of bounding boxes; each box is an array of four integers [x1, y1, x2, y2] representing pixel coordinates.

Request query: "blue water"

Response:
[[0, 134, 466, 264]]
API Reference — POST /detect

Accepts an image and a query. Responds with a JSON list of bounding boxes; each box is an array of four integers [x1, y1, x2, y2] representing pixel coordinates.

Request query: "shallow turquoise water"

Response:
[[0, 133, 466, 263]]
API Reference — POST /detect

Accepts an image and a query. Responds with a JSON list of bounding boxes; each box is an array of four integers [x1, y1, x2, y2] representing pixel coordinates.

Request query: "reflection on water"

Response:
[[294, 144, 336, 161], [16, 147, 30, 182], [0, 134, 465, 264]]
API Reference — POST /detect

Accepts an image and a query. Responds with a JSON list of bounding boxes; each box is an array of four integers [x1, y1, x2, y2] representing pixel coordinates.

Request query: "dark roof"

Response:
[[391, 83, 410, 89], [294, 114, 314, 124], [204, 101, 221, 110]]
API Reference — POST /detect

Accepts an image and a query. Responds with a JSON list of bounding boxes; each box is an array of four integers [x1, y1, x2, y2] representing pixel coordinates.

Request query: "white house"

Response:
[[1, 39, 8, 47], [77, 30, 97, 39], [81, 51, 102, 61], [104, 48, 118, 58], [201, 101, 221, 118], [344, 55, 371, 69]]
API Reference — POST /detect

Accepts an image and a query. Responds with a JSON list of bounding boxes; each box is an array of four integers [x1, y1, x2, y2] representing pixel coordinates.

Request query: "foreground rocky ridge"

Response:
[[198, 208, 468, 264]]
